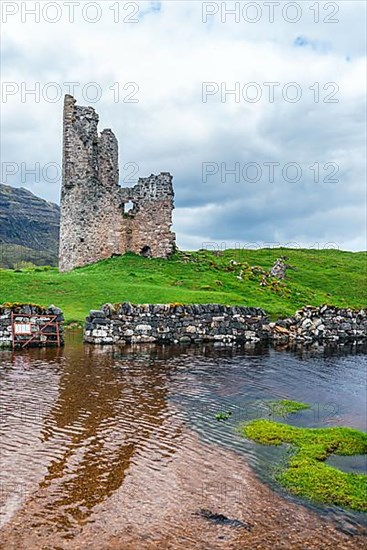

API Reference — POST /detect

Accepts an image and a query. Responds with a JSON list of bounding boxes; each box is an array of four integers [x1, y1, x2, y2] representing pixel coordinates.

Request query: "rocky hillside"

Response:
[[0, 184, 60, 268]]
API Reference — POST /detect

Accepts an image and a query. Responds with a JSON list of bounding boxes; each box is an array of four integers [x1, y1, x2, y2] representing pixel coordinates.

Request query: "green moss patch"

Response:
[[0, 301, 46, 311], [241, 419, 367, 511], [270, 399, 310, 418]]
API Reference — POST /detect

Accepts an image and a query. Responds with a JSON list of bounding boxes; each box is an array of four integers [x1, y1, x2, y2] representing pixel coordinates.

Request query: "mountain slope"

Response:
[[0, 183, 60, 267]]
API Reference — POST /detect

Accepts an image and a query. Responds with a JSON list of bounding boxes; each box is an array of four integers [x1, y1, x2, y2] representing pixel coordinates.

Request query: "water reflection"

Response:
[[0, 333, 366, 540], [27, 334, 185, 535]]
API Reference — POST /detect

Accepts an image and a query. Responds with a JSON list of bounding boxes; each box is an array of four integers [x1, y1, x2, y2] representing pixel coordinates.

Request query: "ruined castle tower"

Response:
[[59, 95, 175, 271]]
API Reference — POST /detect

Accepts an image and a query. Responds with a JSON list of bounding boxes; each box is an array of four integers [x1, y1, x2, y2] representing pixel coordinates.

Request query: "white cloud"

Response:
[[1, 1, 366, 250]]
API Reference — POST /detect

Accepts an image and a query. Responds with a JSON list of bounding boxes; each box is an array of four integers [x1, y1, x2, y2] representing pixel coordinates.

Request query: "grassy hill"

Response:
[[0, 249, 366, 324]]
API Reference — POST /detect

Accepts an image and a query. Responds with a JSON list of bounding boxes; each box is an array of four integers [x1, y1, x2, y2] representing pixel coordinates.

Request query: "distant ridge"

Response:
[[0, 183, 60, 268]]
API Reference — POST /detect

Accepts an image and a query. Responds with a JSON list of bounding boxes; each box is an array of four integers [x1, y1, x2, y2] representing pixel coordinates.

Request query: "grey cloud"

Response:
[[1, 0, 365, 250]]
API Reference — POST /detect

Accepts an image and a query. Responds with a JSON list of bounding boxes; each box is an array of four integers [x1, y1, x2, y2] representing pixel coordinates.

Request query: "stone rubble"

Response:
[[269, 257, 296, 279], [269, 305, 367, 343]]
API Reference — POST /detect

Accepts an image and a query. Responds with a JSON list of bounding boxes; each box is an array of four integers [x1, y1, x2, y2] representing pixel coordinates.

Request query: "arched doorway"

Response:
[[140, 245, 152, 258]]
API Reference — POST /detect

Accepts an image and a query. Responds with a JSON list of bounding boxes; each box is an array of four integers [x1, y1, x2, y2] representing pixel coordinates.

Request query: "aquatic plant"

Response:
[[241, 419, 367, 511], [215, 411, 232, 421], [270, 399, 310, 418]]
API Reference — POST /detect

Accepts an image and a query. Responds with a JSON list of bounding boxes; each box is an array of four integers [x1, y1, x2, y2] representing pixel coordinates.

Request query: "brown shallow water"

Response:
[[0, 331, 366, 549]]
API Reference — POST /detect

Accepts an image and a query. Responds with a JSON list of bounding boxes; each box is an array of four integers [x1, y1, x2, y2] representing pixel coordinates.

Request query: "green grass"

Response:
[[241, 419, 367, 511], [0, 248, 366, 323], [270, 400, 311, 418]]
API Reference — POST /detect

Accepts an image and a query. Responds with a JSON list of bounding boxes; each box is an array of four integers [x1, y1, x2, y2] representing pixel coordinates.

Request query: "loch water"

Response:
[[0, 331, 366, 543]]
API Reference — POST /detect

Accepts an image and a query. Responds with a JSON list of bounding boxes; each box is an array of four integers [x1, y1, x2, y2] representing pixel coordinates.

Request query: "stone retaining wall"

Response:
[[84, 303, 268, 345], [0, 304, 64, 348], [84, 303, 367, 346], [270, 305, 367, 343]]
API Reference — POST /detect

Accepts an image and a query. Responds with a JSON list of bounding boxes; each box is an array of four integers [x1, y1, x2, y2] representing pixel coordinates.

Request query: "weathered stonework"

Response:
[[0, 304, 64, 349], [84, 303, 367, 347], [84, 303, 268, 345], [59, 95, 175, 271], [269, 305, 367, 343]]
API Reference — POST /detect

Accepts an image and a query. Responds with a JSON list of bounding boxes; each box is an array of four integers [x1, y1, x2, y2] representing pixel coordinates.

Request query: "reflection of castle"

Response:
[[59, 95, 176, 272], [32, 338, 181, 534]]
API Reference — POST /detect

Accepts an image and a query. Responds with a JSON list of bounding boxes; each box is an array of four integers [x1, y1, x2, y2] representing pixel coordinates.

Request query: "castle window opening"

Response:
[[125, 200, 134, 213]]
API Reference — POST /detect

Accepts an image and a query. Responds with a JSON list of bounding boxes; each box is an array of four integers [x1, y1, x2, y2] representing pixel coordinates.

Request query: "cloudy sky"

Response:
[[1, 0, 366, 251]]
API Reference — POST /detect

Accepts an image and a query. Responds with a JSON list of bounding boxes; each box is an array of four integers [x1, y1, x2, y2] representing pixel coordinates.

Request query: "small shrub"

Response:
[[13, 261, 36, 270]]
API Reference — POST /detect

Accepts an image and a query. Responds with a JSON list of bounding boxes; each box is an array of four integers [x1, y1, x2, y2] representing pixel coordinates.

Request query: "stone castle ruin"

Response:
[[59, 95, 175, 271]]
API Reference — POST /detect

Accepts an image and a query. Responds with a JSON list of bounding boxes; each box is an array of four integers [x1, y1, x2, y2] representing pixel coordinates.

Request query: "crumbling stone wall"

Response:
[[84, 303, 268, 345], [84, 303, 367, 347], [0, 304, 64, 349], [269, 305, 367, 343], [59, 95, 175, 272], [120, 173, 176, 257]]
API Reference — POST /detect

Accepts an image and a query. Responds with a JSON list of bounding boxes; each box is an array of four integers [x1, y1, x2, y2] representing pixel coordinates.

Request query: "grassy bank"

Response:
[[241, 417, 367, 511], [0, 248, 366, 323]]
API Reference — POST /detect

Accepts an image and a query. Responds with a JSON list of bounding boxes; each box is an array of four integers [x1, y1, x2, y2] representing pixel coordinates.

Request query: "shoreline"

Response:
[[1, 428, 366, 550]]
